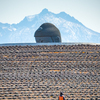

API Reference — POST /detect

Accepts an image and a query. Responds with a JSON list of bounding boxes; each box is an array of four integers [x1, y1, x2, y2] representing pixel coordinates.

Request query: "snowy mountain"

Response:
[[0, 8, 100, 44]]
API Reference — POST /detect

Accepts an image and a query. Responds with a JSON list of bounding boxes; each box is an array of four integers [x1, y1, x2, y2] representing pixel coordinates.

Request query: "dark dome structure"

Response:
[[34, 23, 61, 43]]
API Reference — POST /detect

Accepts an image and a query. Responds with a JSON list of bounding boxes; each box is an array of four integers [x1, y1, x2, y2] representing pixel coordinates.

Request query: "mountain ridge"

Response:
[[0, 8, 100, 44]]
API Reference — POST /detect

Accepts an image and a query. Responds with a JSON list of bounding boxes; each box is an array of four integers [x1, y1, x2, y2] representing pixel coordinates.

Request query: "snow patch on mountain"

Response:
[[8, 28, 12, 31], [0, 33, 2, 37], [2, 27, 6, 29], [27, 15, 36, 21], [13, 28, 16, 31]]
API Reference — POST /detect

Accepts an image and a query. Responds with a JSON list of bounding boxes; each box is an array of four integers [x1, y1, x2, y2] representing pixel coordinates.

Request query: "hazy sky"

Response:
[[0, 0, 100, 33]]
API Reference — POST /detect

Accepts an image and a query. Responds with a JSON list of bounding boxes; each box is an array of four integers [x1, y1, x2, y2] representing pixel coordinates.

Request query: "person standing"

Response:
[[58, 92, 65, 100]]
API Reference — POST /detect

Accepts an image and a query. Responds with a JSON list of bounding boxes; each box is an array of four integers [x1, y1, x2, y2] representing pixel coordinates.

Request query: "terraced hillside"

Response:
[[0, 44, 100, 100]]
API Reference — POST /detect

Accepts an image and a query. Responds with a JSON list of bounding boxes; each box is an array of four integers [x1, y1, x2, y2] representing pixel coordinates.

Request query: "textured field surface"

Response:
[[0, 45, 100, 100]]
